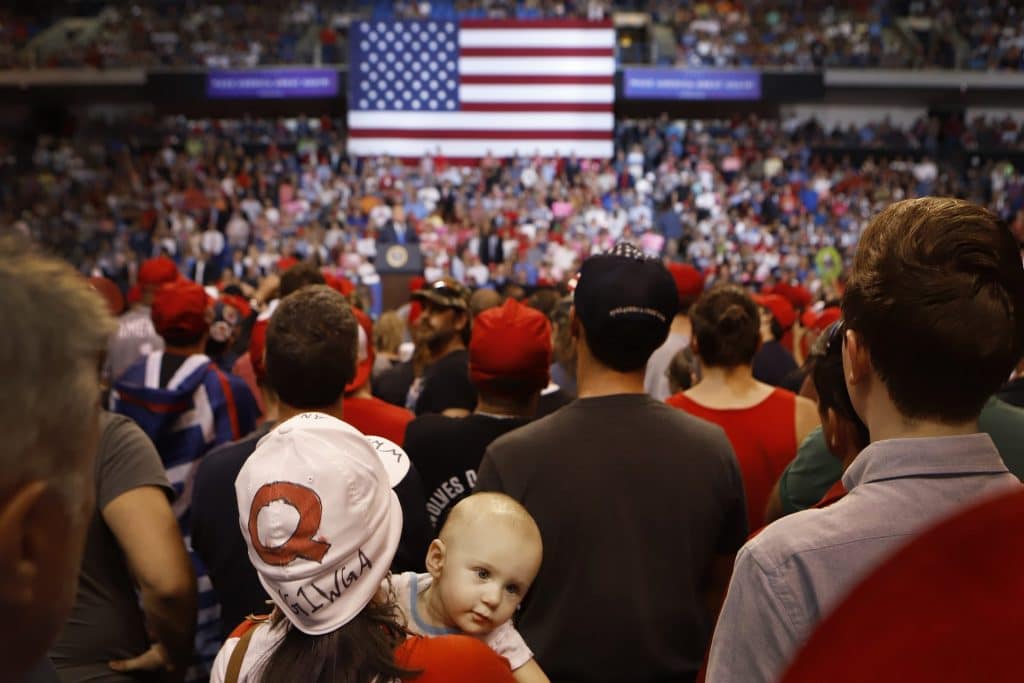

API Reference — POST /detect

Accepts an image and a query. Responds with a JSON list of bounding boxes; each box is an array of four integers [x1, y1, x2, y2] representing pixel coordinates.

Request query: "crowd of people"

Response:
[[958, 0, 1024, 71], [2, 0, 1023, 70], [5, 189, 1024, 683], [651, 0, 904, 69], [0, 2, 347, 69], [6, 112, 1024, 313]]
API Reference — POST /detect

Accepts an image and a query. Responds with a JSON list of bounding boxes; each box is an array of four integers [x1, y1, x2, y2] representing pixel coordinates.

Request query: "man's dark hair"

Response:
[[266, 285, 357, 408], [842, 197, 1024, 422], [768, 316, 783, 342], [476, 379, 538, 408], [583, 321, 666, 373], [279, 262, 326, 298], [163, 326, 206, 348], [691, 285, 761, 368]]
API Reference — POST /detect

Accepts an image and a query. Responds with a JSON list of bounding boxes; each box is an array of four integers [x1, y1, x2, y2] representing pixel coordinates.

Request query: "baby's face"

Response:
[[435, 519, 542, 636]]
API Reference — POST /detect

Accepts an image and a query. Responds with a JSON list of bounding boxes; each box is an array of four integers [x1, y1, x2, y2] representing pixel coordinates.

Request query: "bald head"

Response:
[[440, 492, 542, 552], [469, 288, 502, 317]]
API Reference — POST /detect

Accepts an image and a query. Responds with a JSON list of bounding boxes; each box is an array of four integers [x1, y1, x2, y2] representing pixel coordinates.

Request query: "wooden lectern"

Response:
[[375, 244, 425, 311]]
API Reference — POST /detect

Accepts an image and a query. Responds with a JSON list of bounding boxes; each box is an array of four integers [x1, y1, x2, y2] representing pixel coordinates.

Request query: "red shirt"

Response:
[[667, 388, 798, 532], [396, 634, 516, 682], [343, 396, 414, 445]]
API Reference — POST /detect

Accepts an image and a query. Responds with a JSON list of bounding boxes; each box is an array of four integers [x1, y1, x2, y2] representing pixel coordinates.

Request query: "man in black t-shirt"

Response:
[[405, 298, 552, 528], [411, 277, 478, 416], [476, 244, 747, 683]]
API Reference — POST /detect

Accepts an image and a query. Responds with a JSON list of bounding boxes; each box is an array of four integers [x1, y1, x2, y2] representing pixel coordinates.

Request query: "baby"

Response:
[[389, 492, 548, 683]]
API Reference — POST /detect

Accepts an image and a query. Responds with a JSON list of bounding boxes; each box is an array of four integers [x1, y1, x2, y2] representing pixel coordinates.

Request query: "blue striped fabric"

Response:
[[112, 352, 258, 682]]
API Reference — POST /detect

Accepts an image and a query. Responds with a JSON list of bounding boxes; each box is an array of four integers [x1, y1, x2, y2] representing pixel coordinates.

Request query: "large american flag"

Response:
[[347, 19, 615, 161]]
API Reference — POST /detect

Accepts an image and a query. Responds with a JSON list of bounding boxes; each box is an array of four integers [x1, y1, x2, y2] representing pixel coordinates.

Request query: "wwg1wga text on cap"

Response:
[[235, 413, 403, 635]]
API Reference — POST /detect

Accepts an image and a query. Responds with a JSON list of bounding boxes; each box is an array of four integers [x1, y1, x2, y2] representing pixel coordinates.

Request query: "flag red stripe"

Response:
[[349, 128, 611, 140], [461, 102, 613, 112], [460, 19, 614, 29], [459, 74, 613, 85], [460, 47, 614, 57]]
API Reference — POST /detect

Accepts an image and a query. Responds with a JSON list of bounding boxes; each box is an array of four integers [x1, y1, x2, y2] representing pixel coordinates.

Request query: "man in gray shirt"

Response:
[[707, 197, 1024, 682], [477, 243, 746, 683], [105, 256, 179, 383]]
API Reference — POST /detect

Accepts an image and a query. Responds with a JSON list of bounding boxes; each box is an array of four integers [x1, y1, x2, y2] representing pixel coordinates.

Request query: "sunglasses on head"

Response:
[[430, 281, 462, 298], [825, 319, 846, 357]]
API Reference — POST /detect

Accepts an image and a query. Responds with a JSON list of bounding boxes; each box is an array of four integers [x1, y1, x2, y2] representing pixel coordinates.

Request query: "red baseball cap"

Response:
[[800, 306, 842, 359], [219, 293, 252, 320], [277, 256, 299, 273], [407, 275, 427, 326], [89, 276, 125, 316], [249, 319, 269, 382], [470, 299, 552, 395], [801, 305, 841, 332], [769, 281, 813, 311], [138, 256, 180, 287], [151, 280, 211, 340], [346, 307, 375, 393], [667, 262, 704, 304], [753, 293, 797, 330]]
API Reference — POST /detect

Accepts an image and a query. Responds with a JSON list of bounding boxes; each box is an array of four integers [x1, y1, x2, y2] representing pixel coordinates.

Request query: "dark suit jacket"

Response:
[[480, 233, 504, 266], [188, 258, 223, 285], [379, 221, 419, 245]]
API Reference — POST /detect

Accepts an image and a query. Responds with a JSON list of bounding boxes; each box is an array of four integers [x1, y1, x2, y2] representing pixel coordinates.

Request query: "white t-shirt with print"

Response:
[[387, 571, 533, 671]]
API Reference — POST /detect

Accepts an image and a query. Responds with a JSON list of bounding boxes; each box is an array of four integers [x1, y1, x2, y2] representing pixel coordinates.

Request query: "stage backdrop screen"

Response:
[[206, 69, 339, 99], [623, 68, 761, 101]]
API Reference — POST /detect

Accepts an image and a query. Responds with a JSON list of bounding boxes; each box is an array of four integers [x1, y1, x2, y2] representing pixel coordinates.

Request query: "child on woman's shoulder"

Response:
[[388, 492, 548, 683]]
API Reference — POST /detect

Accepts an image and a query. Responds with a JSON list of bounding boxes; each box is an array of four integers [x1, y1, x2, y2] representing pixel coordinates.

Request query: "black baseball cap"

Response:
[[574, 242, 678, 350]]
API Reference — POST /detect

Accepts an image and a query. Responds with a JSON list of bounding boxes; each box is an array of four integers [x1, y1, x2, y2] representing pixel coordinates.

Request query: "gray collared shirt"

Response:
[[706, 433, 1021, 683]]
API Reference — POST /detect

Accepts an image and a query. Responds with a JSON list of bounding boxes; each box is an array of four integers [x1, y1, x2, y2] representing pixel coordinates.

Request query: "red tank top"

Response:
[[667, 387, 798, 532]]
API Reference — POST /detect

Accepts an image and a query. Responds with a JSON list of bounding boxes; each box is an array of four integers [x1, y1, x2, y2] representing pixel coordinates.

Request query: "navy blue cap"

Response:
[[574, 242, 678, 344]]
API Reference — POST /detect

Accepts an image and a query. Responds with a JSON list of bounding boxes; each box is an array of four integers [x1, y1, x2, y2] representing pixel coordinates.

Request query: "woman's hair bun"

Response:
[[717, 303, 750, 334]]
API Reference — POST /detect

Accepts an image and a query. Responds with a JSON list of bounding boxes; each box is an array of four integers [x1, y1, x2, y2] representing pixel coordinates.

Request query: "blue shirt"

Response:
[[707, 433, 1021, 683]]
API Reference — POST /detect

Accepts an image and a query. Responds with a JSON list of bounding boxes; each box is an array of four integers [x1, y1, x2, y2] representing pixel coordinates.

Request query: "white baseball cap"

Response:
[[235, 413, 403, 635]]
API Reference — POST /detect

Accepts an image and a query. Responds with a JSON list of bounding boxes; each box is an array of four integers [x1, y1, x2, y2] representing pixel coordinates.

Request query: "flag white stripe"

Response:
[[459, 28, 615, 49], [348, 111, 614, 130], [348, 138, 612, 158], [459, 56, 616, 76], [460, 83, 614, 103]]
